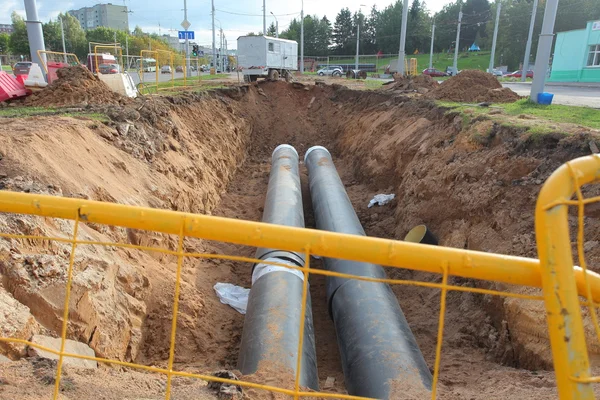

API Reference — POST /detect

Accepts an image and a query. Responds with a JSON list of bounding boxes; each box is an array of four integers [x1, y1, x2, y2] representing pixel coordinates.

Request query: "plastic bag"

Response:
[[213, 283, 250, 314], [368, 193, 395, 208]]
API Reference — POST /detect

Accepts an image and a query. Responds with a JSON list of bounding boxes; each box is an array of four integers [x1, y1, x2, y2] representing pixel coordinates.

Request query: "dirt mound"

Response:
[[25, 65, 129, 107], [383, 74, 438, 93], [427, 69, 520, 103]]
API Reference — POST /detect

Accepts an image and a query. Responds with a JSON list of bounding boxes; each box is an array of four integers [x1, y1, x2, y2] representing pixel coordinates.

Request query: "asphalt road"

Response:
[[502, 82, 600, 108]]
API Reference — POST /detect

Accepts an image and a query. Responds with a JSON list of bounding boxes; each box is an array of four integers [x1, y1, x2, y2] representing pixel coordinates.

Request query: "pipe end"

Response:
[[272, 144, 298, 160], [303, 145, 330, 164]]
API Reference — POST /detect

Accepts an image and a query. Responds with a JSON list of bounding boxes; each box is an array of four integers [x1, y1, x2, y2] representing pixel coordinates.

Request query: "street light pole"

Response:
[[183, 0, 191, 77], [355, 5, 366, 72], [429, 21, 435, 69], [263, 0, 266, 35], [60, 15, 67, 63], [522, 0, 539, 82], [452, 3, 463, 76], [270, 12, 279, 38], [397, 0, 409, 75], [212, 0, 216, 74], [489, 1, 501, 74], [530, 0, 559, 102], [300, 0, 304, 73], [23, 0, 46, 72]]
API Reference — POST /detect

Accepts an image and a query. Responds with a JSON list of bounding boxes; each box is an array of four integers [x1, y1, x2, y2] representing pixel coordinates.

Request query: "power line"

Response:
[[215, 8, 300, 17]]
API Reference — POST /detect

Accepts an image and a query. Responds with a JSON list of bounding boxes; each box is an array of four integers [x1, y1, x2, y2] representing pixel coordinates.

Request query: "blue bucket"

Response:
[[537, 92, 554, 105]]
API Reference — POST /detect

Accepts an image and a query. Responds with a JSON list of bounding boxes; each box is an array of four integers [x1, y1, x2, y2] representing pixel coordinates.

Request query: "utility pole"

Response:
[[429, 21, 435, 69], [452, 3, 463, 76], [212, 0, 217, 73], [355, 18, 360, 71], [60, 15, 67, 63], [183, 0, 191, 77], [23, 0, 47, 72], [125, 34, 129, 69], [522, 0, 539, 82], [220, 28, 223, 72], [114, 31, 118, 61], [489, 1, 501, 74], [300, 0, 304, 73], [530, 0, 558, 102], [396, 0, 409, 75], [263, 0, 266, 35]]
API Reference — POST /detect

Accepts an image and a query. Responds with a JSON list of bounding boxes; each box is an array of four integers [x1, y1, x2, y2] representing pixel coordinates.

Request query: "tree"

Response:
[[9, 12, 30, 56], [0, 33, 9, 55], [332, 8, 354, 54], [60, 13, 87, 60], [267, 22, 277, 37]]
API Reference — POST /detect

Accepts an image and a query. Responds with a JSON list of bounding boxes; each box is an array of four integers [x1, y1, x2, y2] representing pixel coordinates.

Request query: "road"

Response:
[[502, 82, 600, 108]]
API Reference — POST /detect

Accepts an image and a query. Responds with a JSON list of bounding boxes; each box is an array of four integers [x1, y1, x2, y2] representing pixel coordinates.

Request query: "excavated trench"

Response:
[[1, 80, 600, 399]]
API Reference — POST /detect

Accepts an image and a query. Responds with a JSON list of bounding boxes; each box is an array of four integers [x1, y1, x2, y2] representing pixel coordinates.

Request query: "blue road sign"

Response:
[[178, 31, 195, 40]]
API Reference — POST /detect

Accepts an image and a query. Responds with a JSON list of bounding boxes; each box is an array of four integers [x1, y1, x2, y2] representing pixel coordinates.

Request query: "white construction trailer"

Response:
[[237, 35, 298, 82]]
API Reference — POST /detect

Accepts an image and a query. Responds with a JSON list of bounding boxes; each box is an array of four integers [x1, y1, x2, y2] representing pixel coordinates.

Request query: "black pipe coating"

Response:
[[237, 144, 319, 390], [304, 145, 432, 398]]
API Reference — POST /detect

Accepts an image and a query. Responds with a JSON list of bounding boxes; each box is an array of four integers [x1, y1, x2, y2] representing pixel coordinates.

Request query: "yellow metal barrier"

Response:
[[36, 50, 80, 73], [536, 154, 600, 399], [139, 49, 174, 94], [93, 45, 123, 75], [0, 156, 599, 398]]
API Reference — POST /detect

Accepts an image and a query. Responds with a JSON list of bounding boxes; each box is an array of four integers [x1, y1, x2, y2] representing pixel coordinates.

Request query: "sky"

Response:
[[1, 0, 452, 49]]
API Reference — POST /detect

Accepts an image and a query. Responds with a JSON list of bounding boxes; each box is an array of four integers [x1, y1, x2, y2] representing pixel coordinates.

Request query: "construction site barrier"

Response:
[[36, 50, 80, 74], [138, 50, 175, 94], [0, 155, 600, 399]]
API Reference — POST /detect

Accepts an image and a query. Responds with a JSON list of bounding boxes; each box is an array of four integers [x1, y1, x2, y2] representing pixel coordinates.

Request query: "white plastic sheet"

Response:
[[213, 283, 250, 314], [368, 193, 395, 208]]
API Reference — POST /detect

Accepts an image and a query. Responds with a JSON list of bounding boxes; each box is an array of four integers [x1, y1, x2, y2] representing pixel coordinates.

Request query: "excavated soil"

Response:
[[383, 74, 439, 94], [25, 66, 129, 107], [427, 70, 521, 103], [0, 81, 600, 399]]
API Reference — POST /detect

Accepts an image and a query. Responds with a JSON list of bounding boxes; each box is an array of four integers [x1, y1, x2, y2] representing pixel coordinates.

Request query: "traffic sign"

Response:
[[178, 31, 195, 40], [181, 19, 191, 30]]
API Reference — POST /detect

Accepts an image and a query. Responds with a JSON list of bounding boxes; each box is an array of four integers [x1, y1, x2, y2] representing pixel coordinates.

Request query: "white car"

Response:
[[489, 69, 503, 77], [317, 65, 343, 77]]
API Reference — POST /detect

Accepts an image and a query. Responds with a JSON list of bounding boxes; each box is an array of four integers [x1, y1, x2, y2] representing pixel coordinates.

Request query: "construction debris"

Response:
[[382, 74, 438, 93], [28, 335, 97, 369]]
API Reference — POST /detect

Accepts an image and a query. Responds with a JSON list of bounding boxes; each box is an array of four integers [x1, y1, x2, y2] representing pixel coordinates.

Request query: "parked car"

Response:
[[161, 65, 172, 74], [98, 63, 120, 74], [175, 65, 184, 73], [317, 65, 343, 76], [505, 70, 534, 78], [445, 66, 460, 76], [12, 61, 32, 76], [489, 69, 503, 77], [422, 68, 448, 77]]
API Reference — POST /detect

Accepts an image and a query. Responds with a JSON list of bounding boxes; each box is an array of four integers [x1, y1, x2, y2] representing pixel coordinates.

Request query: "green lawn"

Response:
[[137, 74, 229, 94], [1, 65, 12, 72], [324, 51, 491, 73], [440, 99, 600, 130]]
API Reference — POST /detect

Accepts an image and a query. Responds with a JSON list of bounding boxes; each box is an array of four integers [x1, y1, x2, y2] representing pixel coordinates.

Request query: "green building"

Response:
[[549, 20, 600, 82]]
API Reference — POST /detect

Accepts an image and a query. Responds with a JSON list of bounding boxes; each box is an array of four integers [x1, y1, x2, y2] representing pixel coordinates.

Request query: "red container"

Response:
[[0, 71, 27, 102], [47, 61, 69, 84]]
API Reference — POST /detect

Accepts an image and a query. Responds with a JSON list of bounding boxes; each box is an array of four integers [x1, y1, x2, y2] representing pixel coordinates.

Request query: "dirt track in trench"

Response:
[[1, 80, 600, 399]]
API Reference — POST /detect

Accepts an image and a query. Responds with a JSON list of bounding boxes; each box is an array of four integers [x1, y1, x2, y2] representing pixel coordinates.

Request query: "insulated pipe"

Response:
[[237, 145, 319, 390], [305, 146, 432, 398]]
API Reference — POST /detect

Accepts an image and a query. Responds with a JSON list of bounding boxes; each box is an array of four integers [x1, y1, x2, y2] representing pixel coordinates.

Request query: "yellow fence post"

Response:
[[535, 155, 599, 399]]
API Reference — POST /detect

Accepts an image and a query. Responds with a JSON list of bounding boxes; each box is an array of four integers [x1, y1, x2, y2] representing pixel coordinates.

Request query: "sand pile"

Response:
[[383, 74, 438, 93], [427, 69, 520, 103], [25, 65, 129, 107]]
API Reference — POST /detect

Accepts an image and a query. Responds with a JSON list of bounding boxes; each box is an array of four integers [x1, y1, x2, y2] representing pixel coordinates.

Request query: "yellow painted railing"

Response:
[[0, 155, 598, 398]]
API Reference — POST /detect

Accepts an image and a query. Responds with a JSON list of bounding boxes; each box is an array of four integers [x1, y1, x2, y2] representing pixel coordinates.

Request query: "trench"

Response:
[[2, 80, 600, 398], [131, 82, 599, 398]]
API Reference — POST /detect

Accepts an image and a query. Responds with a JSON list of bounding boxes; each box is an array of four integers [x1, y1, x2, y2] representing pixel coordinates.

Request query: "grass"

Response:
[[0, 106, 109, 121], [439, 99, 600, 130], [137, 74, 229, 94], [1, 65, 12, 72], [363, 80, 385, 90], [324, 51, 492, 74]]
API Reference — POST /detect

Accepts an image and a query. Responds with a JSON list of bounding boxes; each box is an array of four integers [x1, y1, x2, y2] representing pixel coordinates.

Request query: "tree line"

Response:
[[273, 0, 600, 70], [0, 12, 181, 65]]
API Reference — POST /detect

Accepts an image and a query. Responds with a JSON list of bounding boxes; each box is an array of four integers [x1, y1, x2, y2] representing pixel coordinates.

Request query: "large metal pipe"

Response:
[[304, 146, 432, 398], [237, 145, 319, 390]]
